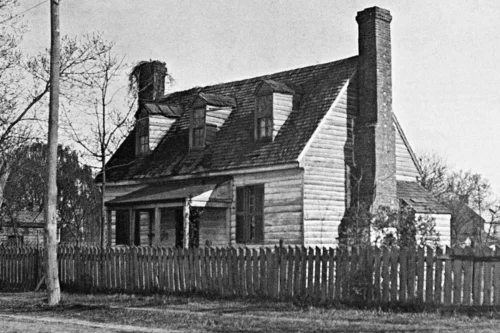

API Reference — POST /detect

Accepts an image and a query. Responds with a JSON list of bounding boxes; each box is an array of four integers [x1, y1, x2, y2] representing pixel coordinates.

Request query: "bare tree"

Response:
[[65, 47, 135, 247], [0, 30, 114, 210], [419, 151, 500, 245]]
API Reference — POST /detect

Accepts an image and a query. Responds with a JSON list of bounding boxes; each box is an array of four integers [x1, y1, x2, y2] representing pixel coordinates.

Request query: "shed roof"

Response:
[[397, 181, 451, 214]]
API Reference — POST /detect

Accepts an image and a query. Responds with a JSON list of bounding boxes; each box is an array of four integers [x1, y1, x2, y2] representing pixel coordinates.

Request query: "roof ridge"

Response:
[[159, 55, 358, 101]]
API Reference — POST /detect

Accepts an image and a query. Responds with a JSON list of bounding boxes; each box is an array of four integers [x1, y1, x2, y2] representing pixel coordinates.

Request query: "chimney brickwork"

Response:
[[135, 61, 167, 102], [355, 7, 397, 210]]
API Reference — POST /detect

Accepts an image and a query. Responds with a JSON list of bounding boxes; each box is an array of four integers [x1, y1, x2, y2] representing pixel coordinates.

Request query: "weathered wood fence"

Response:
[[2, 245, 500, 307]]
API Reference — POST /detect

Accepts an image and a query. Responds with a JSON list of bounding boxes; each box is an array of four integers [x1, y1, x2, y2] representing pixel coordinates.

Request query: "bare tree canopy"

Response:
[[419, 152, 500, 245]]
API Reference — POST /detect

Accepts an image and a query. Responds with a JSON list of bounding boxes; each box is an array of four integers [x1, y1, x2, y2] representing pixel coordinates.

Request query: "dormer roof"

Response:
[[136, 102, 182, 118], [255, 79, 295, 96], [192, 93, 236, 108]]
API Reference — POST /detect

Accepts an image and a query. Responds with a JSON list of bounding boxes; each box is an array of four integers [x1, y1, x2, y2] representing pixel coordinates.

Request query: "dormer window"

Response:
[[134, 102, 181, 157], [136, 117, 149, 155], [254, 79, 296, 142], [256, 95, 273, 140], [139, 134, 149, 154], [191, 107, 206, 148], [190, 93, 235, 149]]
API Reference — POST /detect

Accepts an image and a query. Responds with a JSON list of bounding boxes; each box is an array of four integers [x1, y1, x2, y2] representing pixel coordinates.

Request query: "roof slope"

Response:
[[397, 181, 451, 214], [104, 56, 358, 181]]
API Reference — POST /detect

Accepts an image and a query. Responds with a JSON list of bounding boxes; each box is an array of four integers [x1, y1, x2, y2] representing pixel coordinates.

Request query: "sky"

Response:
[[16, 0, 500, 196]]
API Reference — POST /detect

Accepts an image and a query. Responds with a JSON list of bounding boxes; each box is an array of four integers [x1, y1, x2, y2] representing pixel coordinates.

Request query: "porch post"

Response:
[[183, 198, 190, 249]]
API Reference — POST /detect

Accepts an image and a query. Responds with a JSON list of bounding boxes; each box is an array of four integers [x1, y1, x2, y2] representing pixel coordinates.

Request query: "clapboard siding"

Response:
[[395, 123, 420, 181], [0, 227, 44, 245], [301, 79, 355, 247], [206, 108, 232, 129], [231, 168, 304, 246], [149, 115, 176, 151], [273, 93, 293, 139], [420, 213, 451, 247], [198, 207, 229, 247]]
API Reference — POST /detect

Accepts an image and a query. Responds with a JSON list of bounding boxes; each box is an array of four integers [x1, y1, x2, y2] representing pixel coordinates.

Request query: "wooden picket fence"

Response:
[[2, 245, 500, 307], [0, 246, 41, 291]]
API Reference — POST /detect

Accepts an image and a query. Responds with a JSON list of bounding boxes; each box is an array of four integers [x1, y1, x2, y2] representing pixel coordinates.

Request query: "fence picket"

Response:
[[452, 247, 463, 305], [484, 246, 493, 306], [494, 247, 500, 305], [425, 246, 434, 303], [390, 246, 399, 302], [434, 246, 443, 304], [399, 247, 407, 302], [472, 247, 483, 306], [416, 247, 425, 303], [286, 247, 294, 300]]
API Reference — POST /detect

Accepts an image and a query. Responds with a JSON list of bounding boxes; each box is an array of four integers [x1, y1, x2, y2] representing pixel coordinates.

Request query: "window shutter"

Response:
[[254, 185, 264, 242], [236, 187, 245, 243]]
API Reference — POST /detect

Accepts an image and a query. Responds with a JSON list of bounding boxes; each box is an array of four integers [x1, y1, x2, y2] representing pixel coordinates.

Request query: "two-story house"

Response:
[[100, 6, 452, 248]]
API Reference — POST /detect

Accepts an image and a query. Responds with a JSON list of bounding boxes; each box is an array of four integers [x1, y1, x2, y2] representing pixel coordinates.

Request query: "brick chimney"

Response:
[[132, 60, 167, 102], [354, 7, 397, 210]]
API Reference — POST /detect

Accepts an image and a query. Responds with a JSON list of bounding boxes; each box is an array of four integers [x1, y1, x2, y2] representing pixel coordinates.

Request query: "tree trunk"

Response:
[[44, 0, 61, 306], [0, 160, 11, 210], [101, 158, 106, 247], [183, 198, 190, 249]]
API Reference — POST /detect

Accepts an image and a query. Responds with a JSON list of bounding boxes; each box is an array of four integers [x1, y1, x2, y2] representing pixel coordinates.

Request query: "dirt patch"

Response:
[[1, 292, 500, 332]]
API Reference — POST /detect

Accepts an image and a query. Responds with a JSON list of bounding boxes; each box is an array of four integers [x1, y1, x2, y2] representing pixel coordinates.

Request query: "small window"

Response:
[[136, 118, 149, 155], [236, 185, 264, 243], [191, 107, 206, 148], [256, 95, 273, 141], [139, 135, 149, 154]]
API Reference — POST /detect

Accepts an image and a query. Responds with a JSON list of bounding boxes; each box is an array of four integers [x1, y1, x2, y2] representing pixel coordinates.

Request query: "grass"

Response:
[[2, 292, 500, 332]]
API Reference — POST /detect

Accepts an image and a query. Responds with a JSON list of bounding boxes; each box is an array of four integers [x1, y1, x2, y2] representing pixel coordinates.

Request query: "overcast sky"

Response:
[[18, 0, 500, 196]]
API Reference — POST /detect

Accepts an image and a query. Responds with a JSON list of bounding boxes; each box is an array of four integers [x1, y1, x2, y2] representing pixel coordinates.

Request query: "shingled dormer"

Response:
[[254, 79, 295, 142], [135, 103, 181, 156], [190, 93, 236, 149]]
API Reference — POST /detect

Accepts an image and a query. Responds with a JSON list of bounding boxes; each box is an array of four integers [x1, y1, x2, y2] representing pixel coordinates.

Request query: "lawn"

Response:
[[1, 292, 500, 332]]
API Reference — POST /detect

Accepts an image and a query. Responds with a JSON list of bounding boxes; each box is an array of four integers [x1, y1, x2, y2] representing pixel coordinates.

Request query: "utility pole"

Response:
[[44, 0, 61, 305]]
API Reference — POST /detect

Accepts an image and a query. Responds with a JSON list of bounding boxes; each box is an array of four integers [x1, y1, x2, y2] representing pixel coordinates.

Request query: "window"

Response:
[[192, 107, 206, 148], [139, 135, 149, 154], [236, 185, 264, 243], [136, 118, 149, 155], [256, 95, 273, 141]]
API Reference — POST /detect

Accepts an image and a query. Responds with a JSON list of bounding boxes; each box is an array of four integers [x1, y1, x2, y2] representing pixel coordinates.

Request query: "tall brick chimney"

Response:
[[132, 60, 167, 102], [354, 7, 397, 210]]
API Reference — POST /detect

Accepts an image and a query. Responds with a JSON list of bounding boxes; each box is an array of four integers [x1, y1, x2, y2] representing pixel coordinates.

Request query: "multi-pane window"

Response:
[[256, 95, 273, 141], [139, 135, 149, 154], [192, 107, 205, 148], [136, 118, 149, 155], [236, 185, 264, 243]]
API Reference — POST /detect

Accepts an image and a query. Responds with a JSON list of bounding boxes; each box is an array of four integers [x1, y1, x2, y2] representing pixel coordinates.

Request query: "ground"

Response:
[[1, 292, 500, 332]]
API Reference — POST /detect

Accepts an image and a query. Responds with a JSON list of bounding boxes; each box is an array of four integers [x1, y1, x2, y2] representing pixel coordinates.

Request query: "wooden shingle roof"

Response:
[[397, 181, 451, 214], [103, 56, 358, 182]]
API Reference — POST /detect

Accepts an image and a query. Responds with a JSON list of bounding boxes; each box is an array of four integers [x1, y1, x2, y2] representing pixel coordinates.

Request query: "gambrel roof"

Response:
[[103, 56, 358, 182]]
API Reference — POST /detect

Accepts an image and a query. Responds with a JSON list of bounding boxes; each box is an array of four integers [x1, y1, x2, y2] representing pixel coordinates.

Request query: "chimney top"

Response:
[[356, 6, 392, 24]]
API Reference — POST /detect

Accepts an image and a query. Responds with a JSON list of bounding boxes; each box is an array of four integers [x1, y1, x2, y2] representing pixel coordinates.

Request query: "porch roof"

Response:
[[106, 178, 231, 207]]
